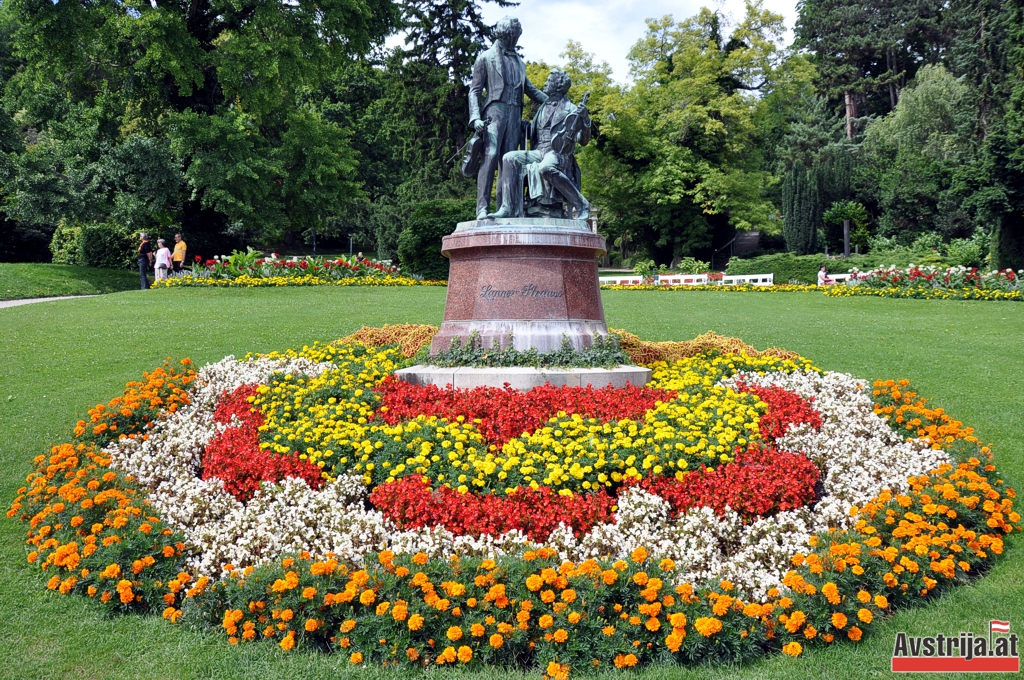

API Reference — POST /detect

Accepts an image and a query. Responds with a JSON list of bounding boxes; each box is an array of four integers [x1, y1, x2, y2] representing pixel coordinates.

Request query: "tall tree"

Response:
[[4, 0, 397, 246], [583, 2, 793, 265]]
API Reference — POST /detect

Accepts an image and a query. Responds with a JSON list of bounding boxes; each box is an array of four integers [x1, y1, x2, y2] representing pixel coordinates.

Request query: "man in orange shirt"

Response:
[[172, 233, 187, 273]]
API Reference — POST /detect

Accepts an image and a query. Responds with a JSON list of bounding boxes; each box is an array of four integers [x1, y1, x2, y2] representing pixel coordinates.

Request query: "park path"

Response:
[[0, 295, 98, 309]]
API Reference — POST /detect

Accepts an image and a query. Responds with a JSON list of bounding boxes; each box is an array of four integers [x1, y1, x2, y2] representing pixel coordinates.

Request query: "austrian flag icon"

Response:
[[992, 620, 1011, 635]]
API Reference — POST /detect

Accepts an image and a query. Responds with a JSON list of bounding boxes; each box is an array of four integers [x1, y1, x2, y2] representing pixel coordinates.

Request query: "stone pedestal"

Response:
[[430, 218, 608, 355]]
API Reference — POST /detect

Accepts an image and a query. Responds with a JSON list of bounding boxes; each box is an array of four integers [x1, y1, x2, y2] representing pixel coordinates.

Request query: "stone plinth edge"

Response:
[[394, 365, 652, 391], [455, 217, 592, 233]]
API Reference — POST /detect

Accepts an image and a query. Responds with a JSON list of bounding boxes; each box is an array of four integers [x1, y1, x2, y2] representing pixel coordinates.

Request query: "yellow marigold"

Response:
[[669, 612, 687, 629], [526, 574, 543, 591], [856, 590, 870, 603], [782, 641, 803, 657], [407, 648, 420, 661], [631, 546, 648, 563], [279, 631, 295, 651], [568, 612, 581, 624], [553, 628, 569, 643], [633, 571, 649, 586], [821, 582, 841, 605], [539, 614, 554, 629], [848, 626, 863, 641], [376, 601, 390, 616], [447, 626, 463, 641], [874, 595, 889, 609], [602, 569, 618, 585], [832, 612, 847, 629], [471, 623, 485, 637], [602, 625, 615, 636], [645, 618, 661, 632], [694, 617, 723, 637], [408, 613, 424, 631], [489, 634, 504, 649], [340, 619, 356, 633], [561, 589, 577, 603], [349, 651, 363, 664], [359, 589, 376, 606], [457, 645, 473, 663], [302, 586, 317, 600], [304, 619, 319, 632], [858, 608, 873, 624]]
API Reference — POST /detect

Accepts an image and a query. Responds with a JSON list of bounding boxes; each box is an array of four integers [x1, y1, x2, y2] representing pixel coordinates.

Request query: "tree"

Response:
[[3, 0, 397, 249], [581, 2, 791, 265], [860, 65, 981, 242]]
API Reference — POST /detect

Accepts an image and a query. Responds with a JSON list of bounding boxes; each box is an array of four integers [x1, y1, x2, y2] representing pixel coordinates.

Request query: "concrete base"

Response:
[[395, 365, 652, 391]]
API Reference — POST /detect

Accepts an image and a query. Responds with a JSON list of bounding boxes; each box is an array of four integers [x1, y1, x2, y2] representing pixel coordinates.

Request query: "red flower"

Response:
[[374, 378, 674, 446], [202, 385, 323, 502], [633, 443, 819, 520]]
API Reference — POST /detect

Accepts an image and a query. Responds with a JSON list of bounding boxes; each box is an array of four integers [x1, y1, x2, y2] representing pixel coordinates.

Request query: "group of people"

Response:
[[137, 233, 187, 290]]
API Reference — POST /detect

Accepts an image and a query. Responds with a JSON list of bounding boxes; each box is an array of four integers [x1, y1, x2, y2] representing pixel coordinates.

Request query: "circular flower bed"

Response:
[[10, 328, 1018, 675]]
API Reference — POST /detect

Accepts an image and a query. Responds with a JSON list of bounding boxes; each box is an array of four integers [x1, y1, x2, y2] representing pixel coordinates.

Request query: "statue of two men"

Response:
[[466, 16, 591, 221]]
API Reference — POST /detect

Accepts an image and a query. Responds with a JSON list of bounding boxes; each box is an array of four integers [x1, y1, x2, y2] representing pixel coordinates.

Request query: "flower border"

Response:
[[8, 331, 1019, 674]]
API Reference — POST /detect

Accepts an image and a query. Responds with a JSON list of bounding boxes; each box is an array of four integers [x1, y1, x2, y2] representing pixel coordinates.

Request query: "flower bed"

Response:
[[153, 252, 444, 288], [9, 328, 1018, 675]]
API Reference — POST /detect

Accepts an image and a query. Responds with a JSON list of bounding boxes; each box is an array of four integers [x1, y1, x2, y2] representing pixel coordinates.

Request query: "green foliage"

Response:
[[632, 259, 657, 279], [1, 0, 396, 248], [396, 198, 475, 280], [432, 333, 629, 368], [676, 257, 711, 274], [581, 3, 797, 265], [725, 248, 954, 283], [48, 221, 136, 270], [860, 65, 983, 242]]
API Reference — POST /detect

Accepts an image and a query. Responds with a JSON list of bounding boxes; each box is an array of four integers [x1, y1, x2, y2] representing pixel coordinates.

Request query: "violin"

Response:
[[551, 91, 590, 155]]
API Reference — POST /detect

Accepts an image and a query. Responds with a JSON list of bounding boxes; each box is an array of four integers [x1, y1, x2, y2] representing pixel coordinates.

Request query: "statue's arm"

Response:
[[524, 75, 548, 104], [469, 56, 486, 123]]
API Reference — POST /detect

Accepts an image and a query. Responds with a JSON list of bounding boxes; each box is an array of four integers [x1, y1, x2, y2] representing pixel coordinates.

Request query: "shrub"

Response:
[[50, 221, 137, 269], [727, 250, 955, 284], [397, 198, 475, 280]]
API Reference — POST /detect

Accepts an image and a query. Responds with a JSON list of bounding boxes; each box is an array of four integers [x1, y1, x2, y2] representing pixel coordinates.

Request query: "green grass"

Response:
[[1, 287, 1021, 680], [0, 262, 139, 301]]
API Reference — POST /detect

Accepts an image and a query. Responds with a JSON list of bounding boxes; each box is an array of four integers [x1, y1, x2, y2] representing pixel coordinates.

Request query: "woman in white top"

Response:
[[154, 239, 172, 281], [817, 265, 833, 286]]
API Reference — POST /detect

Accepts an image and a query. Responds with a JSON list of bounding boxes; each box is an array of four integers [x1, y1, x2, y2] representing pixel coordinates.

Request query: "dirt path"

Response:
[[0, 295, 99, 309]]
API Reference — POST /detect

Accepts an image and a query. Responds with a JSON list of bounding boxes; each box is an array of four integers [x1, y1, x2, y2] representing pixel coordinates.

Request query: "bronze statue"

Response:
[[487, 69, 591, 220], [466, 16, 548, 219]]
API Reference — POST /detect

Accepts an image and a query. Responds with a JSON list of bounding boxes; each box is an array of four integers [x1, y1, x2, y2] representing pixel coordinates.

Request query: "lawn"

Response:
[[0, 262, 139, 301], [1, 286, 1021, 679]]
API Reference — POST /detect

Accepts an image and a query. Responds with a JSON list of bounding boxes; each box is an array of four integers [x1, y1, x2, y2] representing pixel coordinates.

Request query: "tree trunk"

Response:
[[845, 91, 856, 140], [843, 219, 851, 258]]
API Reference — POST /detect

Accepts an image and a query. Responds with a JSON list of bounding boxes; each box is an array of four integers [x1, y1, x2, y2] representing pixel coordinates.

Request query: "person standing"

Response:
[[171, 233, 187, 273], [137, 233, 153, 290], [468, 16, 547, 219], [154, 239, 172, 281]]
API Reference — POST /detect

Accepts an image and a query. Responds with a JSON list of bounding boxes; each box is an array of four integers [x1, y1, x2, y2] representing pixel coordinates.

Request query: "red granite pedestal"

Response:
[[429, 218, 609, 355]]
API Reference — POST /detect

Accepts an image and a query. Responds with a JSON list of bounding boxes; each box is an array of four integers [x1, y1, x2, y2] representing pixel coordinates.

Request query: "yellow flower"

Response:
[[782, 641, 803, 657]]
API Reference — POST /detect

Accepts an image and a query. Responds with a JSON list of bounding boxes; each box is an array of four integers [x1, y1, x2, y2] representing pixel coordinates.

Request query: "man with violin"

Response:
[[486, 68, 591, 220]]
